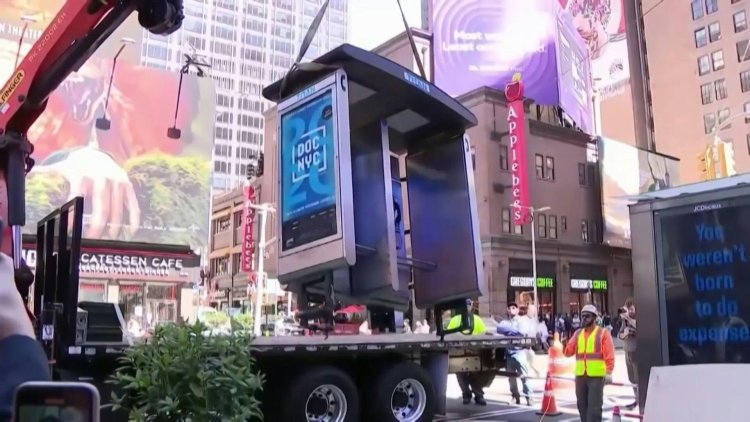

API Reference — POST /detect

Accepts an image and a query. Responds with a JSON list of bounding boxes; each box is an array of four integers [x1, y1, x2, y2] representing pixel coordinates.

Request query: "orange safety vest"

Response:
[[574, 326, 606, 377]]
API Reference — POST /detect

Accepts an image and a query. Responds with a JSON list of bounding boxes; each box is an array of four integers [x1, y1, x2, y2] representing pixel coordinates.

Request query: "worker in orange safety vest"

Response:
[[563, 304, 615, 422]]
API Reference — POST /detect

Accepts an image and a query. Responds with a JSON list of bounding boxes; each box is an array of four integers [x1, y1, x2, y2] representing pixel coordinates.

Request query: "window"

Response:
[[549, 216, 558, 239], [706, 0, 718, 14], [712, 50, 725, 70], [719, 108, 731, 127], [499, 145, 509, 170], [695, 28, 708, 47], [538, 214, 547, 238], [745, 103, 750, 123], [737, 40, 750, 61], [733, 0, 743, 4], [698, 55, 711, 75], [701, 82, 714, 104], [578, 163, 596, 186], [692, 0, 704, 20], [735, 11, 748, 32], [704, 112, 717, 134], [502, 208, 511, 233], [514, 221, 523, 235], [535, 154, 545, 178], [747, 134, 750, 154], [741, 70, 750, 92], [545, 156, 555, 180], [715, 78, 728, 100], [561, 216, 568, 232], [708, 22, 721, 42], [471, 146, 476, 170], [581, 220, 590, 243]]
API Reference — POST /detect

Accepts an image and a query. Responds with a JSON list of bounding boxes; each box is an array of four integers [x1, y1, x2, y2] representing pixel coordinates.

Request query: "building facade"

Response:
[[21, 235, 200, 328], [605, 0, 750, 183], [137, 0, 349, 191], [258, 30, 634, 319]]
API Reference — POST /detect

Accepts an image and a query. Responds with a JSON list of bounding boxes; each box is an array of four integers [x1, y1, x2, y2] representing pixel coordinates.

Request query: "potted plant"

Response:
[[109, 321, 264, 421]]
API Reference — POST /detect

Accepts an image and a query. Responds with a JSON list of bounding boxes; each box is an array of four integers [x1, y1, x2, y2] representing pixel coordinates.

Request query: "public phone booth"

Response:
[[262, 44, 487, 332]]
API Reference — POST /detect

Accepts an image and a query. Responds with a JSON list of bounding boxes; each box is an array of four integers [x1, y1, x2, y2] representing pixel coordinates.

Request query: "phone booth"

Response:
[[263, 44, 487, 336]]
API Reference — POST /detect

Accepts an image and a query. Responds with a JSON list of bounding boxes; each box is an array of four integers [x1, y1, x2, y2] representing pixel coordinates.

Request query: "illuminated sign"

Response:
[[509, 276, 554, 289], [570, 278, 608, 291]]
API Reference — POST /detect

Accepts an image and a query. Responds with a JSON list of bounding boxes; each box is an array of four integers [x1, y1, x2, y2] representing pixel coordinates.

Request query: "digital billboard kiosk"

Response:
[[264, 44, 486, 334], [277, 70, 356, 279]]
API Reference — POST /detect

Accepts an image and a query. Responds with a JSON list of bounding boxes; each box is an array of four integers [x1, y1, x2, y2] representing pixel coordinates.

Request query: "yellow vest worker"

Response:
[[447, 314, 486, 335], [563, 305, 615, 422]]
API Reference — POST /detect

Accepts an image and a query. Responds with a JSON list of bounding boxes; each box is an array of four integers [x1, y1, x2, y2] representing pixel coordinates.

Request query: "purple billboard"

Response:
[[555, 7, 594, 134], [432, 0, 594, 134]]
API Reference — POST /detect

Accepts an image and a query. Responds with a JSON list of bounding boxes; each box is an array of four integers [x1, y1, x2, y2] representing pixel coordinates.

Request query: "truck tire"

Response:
[[280, 365, 359, 422], [366, 361, 436, 422]]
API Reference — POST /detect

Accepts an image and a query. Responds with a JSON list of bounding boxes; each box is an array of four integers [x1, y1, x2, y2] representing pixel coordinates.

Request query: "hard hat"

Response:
[[581, 304, 598, 316]]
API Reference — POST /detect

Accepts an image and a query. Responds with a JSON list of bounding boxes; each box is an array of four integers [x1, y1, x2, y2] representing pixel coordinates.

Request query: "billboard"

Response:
[[431, 0, 593, 133], [559, 0, 630, 97], [241, 186, 256, 273], [0, 53, 216, 249], [555, 7, 594, 134], [433, 0, 559, 103], [599, 136, 680, 248], [506, 75, 530, 224], [280, 89, 338, 252]]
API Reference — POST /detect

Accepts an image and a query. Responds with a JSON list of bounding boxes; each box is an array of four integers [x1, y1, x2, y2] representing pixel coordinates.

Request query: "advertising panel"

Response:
[[559, 0, 630, 97], [658, 199, 750, 365], [555, 8, 594, 134], [280, 89, 338, 252], [392, 180, 405, 258], [241, 186, 256, 273], [599, 136, 680, 248], [432, 0, 558, 103], [506, 75, 530, 225]]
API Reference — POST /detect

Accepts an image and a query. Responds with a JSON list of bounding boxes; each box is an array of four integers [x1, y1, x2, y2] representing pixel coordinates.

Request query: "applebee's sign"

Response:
[[505, 73, 530, 225], [241, 186, 256, 273]]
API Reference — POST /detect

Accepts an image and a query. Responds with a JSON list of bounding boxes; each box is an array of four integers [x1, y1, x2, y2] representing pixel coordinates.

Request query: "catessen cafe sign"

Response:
[[21, 249, 189, 279], [241, 186, 256, 273]]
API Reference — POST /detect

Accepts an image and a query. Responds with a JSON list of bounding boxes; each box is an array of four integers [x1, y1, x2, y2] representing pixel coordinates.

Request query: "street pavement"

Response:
[[439, 351, 642, 421]]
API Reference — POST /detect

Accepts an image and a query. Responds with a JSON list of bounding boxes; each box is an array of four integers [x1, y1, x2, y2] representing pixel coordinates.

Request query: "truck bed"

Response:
[[250, 332, 534, 354]]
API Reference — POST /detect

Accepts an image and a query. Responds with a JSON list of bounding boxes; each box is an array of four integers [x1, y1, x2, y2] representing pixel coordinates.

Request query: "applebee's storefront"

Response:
[[22, 236, 200, 328]]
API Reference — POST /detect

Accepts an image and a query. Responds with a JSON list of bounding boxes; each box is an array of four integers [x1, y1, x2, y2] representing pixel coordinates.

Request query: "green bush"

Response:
[[203, 311, 230, 329], [232, 313, 253, 331], [109, 321, 264, 421]]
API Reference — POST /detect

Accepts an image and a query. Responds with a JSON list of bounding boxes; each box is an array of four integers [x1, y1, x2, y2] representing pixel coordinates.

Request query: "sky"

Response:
[[348, 0, 423, 50]]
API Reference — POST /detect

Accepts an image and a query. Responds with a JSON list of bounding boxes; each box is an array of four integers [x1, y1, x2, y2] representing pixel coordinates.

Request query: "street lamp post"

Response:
[[512, 204, 551, 308], [14, 15, 37, 69], [247, 202, 275, 337]]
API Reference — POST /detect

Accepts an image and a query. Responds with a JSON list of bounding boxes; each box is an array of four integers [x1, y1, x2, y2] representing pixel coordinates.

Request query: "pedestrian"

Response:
[[618, 298, 638, 409], [563, 304, 615, 422], [496, 303, 534, 406], [448, 300, 488, 405]]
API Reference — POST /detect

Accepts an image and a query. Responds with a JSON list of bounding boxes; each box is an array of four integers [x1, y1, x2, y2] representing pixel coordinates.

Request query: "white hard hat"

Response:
[[581, 304, 598, 316]]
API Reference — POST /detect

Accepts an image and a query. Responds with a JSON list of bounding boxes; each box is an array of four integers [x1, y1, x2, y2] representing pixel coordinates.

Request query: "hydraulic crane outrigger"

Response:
[[0, 0, 184, 309]]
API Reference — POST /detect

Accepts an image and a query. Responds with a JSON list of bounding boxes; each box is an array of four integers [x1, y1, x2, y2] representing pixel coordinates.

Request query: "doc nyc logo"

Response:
[[291, 125, 328, 182]]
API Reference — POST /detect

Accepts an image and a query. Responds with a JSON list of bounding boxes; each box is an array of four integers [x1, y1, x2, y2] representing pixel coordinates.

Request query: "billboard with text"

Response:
[[599, 137, 680, 248], [0, 51, 216, 250], [432, 0, 593, 133]]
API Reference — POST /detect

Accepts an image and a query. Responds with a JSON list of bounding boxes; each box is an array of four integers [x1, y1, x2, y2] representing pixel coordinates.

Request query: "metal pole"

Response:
[[530, 207, 538, 307], [252, 206, 268, 337], [14, 22, 28, 69]]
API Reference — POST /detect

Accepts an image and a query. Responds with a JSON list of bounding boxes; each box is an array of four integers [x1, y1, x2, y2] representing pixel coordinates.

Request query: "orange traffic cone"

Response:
[[536, 371, 562, 416], [612, 405, 622, 422]]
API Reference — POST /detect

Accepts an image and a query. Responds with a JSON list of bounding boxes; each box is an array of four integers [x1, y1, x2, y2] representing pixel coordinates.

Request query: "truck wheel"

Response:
[[281, 366, 359, 422], [368, 361, 436, 422]]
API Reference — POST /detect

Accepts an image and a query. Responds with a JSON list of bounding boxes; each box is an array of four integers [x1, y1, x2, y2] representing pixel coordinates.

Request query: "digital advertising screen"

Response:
[[280, 89, 338, 252], [658, 200, 750, 365]]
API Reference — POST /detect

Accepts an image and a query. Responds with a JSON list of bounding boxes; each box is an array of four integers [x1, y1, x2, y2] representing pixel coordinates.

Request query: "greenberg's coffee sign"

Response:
[[570, 278, 608, 291], [509, 276, 554, 289], [22, 249, 189, 278]]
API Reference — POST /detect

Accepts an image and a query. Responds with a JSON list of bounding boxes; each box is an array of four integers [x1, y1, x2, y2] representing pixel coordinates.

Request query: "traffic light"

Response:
[[717, 142, 737, 178], [246, 161, 257, 180], [698, 146, 716, 180], [257, 152, 264, 177]]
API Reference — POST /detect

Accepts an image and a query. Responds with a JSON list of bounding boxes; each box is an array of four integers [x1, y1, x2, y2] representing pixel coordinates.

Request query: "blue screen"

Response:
[[280, 89, 337, 251]]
